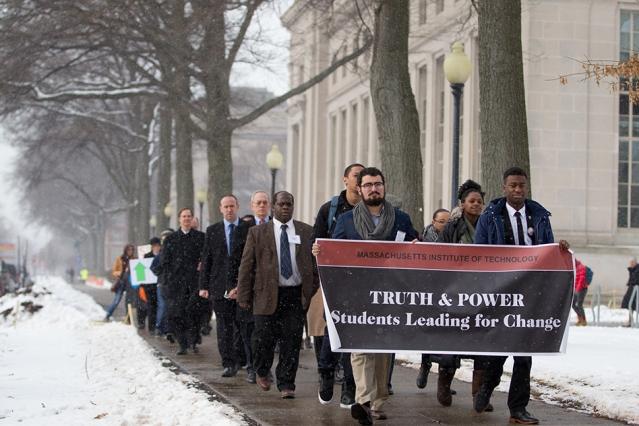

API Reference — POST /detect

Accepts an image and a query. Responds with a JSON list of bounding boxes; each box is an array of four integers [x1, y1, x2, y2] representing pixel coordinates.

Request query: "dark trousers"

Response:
[[238, 315, 255, 371], [572, 288, 588, 318], [318, 326, 355, 388], [168, 291, 201, 350], [252, 286, 304, 391], [137, 284, 158, 331], [214, 298, 241, 368], [483, 356, 532, 413]]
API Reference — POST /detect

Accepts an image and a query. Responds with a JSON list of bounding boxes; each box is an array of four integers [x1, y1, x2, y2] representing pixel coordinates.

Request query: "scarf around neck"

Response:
[[352, 200, 396, 240]]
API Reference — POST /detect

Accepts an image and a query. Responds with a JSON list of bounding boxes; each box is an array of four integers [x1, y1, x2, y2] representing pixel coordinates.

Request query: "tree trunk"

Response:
[[207, 127, 233, 224], [203, 3, 232, 225], [156, 102, 172, 231], [478, 0, 530, 200], [136, 142, 151, 242], [369, 0, 424, 230]]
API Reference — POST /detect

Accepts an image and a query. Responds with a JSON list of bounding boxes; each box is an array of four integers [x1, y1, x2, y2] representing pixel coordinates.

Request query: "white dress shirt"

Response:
[[505, 203, 532, 246], [272, 217, 302, 287]]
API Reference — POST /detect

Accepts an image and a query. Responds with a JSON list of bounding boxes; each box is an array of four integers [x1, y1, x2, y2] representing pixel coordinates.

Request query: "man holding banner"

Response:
[[473, 167, 570, 425], [321, 167, 418, 425]]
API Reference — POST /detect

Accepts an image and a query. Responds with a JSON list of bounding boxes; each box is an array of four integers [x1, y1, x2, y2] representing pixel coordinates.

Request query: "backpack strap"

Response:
[[326, 195, 340, 237]]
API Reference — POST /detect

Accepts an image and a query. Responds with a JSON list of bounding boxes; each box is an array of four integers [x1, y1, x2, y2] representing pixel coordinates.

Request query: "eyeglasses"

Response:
[[360, 182, 384, 190]]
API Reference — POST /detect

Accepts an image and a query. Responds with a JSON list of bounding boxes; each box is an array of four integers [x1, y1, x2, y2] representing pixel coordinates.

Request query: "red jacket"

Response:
[[574, 260, 587, 292]]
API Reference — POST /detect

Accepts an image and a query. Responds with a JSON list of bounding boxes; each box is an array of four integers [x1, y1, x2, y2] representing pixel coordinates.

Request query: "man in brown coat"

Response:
[[237, 191, 319, 399]]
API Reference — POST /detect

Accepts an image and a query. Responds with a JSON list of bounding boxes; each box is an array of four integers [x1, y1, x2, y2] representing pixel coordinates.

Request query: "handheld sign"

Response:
[[129, 258, 158, 288]]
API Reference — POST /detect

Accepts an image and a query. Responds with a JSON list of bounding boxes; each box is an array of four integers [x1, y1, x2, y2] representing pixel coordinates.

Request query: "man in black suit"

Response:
[[199, 194, 243, 377], [160, 208, 205, 355], [227, 190, 271, 383]]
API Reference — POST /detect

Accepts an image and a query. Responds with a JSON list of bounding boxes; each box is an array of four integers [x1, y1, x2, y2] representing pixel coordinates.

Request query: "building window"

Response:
[[362, 97, 370, 152], [619, 11, 639, 228], [350, 102, 358, 161], [436, 0, 444, 14], [419, 0, 428, 25]]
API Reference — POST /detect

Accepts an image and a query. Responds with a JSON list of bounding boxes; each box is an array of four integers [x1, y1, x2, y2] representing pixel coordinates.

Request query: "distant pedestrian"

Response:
[[160, 208, 205, 355], [150, 229, 174, 336], [105, 244, 135, 321], [237, 191, 319, 399], [572, 259, 589, 326], [136, 237, 161, 332], [622, 258, 639, 326]]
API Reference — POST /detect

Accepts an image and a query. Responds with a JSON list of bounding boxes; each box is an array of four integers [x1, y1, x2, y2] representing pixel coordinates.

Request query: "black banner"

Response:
[[316, 240, 574, 355]]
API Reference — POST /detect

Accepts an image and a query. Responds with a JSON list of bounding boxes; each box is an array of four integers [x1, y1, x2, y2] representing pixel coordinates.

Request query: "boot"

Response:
[[577, 315, 587, 326], [437, 367, 455, 407], [416, 362, 431, 389], [472, 370, 493, 412]]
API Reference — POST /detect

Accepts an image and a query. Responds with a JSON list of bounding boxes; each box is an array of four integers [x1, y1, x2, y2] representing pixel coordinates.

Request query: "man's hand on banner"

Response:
[[559, 240, 570, 251], [312, 242, 321, 257], [198, 289, 209, 299]]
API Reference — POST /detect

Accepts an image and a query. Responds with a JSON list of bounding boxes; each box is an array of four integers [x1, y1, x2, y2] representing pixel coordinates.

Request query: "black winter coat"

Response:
[[160, 229, 205, 299]]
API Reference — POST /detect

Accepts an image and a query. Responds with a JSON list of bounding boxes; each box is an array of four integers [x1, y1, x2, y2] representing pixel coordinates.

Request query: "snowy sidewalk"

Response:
[[0, 277, 244, 425]]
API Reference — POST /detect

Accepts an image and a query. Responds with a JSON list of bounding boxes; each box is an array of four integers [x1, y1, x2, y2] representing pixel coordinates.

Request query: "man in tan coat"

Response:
[[237, 191, 319, 399]]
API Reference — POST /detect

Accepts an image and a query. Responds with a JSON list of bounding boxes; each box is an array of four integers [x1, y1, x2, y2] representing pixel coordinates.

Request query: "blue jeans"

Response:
[[105, 287, 125, 319], [155, 285, 167, 333]]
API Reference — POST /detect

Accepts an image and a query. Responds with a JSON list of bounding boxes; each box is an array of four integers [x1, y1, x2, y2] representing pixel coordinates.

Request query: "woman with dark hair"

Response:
[[105, 243, 136, 321], [431, 180, 493, 411]]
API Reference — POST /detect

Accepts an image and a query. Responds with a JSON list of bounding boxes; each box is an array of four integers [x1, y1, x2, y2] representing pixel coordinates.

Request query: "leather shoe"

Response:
[[256, 375, 271, 391], [246, 370, 257, 384], [416, 364, 430, 389], [176, 347, 187, 355], [371, 409, 387, 420], [351, 402, 373, 425], [281, 389, 295, 399], [509, 410, 539, 424], [221, 366, 238, 377], [474, 383, 492, 413]]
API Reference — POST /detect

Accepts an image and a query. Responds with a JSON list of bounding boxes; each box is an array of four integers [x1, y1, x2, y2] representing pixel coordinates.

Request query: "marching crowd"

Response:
[[104, 164, 577, 425]]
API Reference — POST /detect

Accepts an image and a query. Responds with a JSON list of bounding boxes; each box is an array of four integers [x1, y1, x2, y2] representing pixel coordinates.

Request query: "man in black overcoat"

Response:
[[161, 207, 205, 355]]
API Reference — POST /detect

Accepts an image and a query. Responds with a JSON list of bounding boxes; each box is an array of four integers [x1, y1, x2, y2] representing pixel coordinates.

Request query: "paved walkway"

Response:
[[77, 283, 622, 425]]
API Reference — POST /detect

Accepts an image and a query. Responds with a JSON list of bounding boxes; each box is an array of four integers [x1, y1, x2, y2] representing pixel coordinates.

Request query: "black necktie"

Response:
[[280, 224, 293, 279], [228, 223, 235, 255], [514, 212, 526, 246]]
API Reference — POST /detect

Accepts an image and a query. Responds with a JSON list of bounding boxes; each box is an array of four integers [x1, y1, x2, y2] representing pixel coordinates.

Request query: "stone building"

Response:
[[282, 0, 634, 293]]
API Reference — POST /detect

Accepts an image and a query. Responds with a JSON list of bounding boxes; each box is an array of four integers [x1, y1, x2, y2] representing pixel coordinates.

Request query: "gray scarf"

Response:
[[352, 200, 396, 240]]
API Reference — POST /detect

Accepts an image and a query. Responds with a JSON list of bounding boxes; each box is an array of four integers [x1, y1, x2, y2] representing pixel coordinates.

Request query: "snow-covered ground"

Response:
[[398, 316, 639, 425], [0, 276, 244, 425]]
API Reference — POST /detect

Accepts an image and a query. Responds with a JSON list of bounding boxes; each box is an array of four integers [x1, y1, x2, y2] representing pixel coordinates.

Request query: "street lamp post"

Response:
[[149, 215, 157, 237], [444, 41, 472, 209], [196, 189, 207, 229], [163, 203, 172, 228], [265, 145, 284, 201]]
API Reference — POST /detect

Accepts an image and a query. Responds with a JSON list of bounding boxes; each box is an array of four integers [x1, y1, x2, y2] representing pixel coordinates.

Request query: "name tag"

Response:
[[289, 235, 301, 244], [395, 230, 406, 242]]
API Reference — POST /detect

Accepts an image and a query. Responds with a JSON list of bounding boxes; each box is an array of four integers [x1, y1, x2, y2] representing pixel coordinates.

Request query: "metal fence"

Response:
[[587, 285, 638, 327]]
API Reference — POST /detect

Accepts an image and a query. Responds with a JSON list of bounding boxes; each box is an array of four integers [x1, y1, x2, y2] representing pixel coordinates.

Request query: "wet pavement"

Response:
[[75, 282, 623, 425]]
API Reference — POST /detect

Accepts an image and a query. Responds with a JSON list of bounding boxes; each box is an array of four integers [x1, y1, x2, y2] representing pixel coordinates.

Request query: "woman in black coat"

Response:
[[431, 180, 492, 411]]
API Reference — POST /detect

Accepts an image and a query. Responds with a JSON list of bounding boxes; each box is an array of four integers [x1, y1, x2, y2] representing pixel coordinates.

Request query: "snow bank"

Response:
[[397, 326, 639, 424], [0, 276, 243, 425]]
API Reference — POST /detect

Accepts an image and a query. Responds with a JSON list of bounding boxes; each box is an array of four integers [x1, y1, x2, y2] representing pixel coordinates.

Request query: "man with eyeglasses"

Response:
[[313, 167, 418, 425]]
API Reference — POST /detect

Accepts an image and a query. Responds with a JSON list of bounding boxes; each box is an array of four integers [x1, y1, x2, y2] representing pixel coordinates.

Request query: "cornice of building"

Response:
[[281, 0, 307, 29]]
